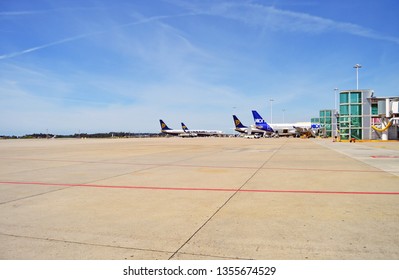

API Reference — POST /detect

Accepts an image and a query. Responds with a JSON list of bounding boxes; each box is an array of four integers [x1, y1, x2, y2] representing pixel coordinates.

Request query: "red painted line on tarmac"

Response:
[[1, 181, 399, 196], [370, 155, 399, 159]]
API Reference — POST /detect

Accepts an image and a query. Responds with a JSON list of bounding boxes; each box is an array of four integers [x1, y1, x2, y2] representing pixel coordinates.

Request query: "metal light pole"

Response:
[[333, 88, 338, 139], [269, 98, 274, 123], [334, 88, 339, 111], [353, 64, 362, 90]]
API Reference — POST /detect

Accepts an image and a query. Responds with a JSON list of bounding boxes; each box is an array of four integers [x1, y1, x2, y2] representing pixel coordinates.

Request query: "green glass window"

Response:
[[320, 111, 325, 117], [325, 117, 332, 124], [340, 122, 349, 128], [340, 105, 349, 115], [351, 117, 362, 127], [340, 129, 349, 140], [350, 92, 362, 103], [325, 124, 332, 130], [325, 110, 332, 117], [350, 105, 362, 115], [350, 129, 362, 139], [371, 104, 378, 115], [340, 93, 349, 103]]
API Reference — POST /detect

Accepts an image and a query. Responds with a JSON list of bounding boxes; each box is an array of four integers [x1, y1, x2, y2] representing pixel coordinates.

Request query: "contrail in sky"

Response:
[[0, 12, 198, 60], [0, 34, 97, 60]]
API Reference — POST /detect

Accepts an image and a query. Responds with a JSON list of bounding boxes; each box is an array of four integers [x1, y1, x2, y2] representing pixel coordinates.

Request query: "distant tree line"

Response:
[[1, 132, 164, 139]]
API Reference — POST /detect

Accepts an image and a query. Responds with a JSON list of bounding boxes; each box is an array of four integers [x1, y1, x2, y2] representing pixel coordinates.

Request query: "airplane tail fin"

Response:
[[252, 110, 273, 132], [159, 119, 171, 130], [233, 115, 247, 129], [252, 110, 265, 125], [181, 122, 189, 132]]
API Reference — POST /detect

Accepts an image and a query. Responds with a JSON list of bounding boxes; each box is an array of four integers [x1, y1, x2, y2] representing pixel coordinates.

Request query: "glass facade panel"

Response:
[[351, 117, 362, 127], [319, 110, 334, 137], [350, 92, 362, 103], [350, 105, 362, 115], [340, 105, 349, 115], [371, 104, 378, 115], [340, 128, 349, 140], [350, 129, 362, 139], [340, 93, 349, 103]]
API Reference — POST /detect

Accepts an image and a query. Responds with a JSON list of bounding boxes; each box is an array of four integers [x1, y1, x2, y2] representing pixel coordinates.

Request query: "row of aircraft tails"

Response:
[[159, 120, 223, 137], [160, 110, 319, 138]]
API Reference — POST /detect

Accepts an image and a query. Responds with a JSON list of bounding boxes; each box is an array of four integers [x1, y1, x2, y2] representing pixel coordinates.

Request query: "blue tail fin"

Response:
[[251, 110, 274, 132], [181, 122, 189, 132], [252, 110, 266, 125], [159, 119, 171, 130], [233, 115, 247, 128]]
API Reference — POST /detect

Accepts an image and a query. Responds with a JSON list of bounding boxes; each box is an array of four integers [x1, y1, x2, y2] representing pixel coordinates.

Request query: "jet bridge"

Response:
[[371, 99, 399, 140]]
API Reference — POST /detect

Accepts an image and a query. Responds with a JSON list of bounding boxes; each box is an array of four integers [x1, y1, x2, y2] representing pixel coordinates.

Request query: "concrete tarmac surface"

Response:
[[0, 137, 398, 260]]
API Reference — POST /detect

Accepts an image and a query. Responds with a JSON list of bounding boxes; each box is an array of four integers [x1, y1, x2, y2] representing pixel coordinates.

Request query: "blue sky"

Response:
[[1, 0, 399, 135]]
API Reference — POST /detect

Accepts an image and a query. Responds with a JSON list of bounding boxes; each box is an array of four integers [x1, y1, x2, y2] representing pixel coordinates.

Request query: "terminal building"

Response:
[[313, 89, 399, 140], [313, 109, 334, 138]]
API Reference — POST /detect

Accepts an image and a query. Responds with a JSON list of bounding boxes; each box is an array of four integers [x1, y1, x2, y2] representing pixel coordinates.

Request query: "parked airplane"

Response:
[[251, 110, 312, 137], [232, 115, 268, 137], [181, 122, 223, 137], [159, 120, 186, 136]]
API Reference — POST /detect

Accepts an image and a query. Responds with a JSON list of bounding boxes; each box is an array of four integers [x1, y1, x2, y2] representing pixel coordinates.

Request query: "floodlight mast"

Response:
[[269, 98, 274, 123], [333, 88, 339, 139], [353, 64, 362, 90]]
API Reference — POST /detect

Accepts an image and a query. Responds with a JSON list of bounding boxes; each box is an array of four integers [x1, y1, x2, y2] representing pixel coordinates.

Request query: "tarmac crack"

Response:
[[0, 186, 72, 205], [0, 232, 252, 260], [0, 232, 173, 256], [0, 149, 224, 206], [168, 139, 288, 260], [85, 148, 228, 185], [0, 161, 169, 205]]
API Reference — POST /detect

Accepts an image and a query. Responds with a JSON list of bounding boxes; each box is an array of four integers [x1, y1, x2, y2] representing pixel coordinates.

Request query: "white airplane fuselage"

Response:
[[266, 122, 311, 137], [184, 129, 223, 136]]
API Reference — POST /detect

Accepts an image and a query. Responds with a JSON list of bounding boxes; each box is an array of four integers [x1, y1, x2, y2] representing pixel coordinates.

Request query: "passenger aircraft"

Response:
[[181, 122, 223, 137], [252, 110, 312, 137], [232, 115, 268, 136], [159, 120, 186, 136]]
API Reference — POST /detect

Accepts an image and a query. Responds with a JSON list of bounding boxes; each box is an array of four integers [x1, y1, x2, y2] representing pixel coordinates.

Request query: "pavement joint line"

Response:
[[0, 232, 250, 260], [171, 252, 250, 260], [0, 232, 173, 255], [84, 148, 230, 185], [0, 150, 234, 205], [0, 186, 73, 205], [0, 156, 387, 173], [0, 160, 90, 177], [167, 139, 289, 260]]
